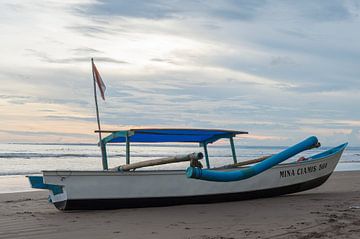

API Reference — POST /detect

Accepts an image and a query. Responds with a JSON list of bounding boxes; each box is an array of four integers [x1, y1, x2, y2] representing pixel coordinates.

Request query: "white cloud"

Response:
[[0, 0, 359, 146]]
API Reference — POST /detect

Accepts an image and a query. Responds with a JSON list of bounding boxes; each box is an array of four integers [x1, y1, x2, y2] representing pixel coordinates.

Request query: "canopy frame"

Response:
[[97, 128, 248, 170]]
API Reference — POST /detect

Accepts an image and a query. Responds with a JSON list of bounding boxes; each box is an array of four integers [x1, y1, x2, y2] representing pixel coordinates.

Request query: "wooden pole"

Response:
[[126, 134, 130, 165], [112, 152, 203, 171], [230, 137, 237, 164], [232, 155, 271, 167], [91, 58, 108, 170], [203, 144, 210, 169]]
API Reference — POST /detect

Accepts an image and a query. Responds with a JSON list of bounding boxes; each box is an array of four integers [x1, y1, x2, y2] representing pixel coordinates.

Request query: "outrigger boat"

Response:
[[29, 128, 348, 210], [28, 60, 348, 210]]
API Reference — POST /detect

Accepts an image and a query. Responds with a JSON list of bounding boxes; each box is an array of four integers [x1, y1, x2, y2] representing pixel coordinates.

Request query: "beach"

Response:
[[0, 171, 359, 239]]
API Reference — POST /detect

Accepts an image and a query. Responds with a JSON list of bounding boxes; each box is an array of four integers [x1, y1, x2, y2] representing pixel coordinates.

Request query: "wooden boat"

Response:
[[28, 128, 347, 210]]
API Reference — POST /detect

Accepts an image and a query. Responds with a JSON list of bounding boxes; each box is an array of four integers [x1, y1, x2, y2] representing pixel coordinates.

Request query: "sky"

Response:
[[0, 0, 359, 146]]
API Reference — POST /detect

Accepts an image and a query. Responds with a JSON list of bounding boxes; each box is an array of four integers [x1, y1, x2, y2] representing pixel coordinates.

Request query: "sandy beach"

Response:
[[0, 171, 359, 239]]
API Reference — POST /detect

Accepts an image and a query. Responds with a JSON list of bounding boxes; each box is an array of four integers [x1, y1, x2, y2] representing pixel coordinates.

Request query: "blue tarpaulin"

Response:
[[106, 128, 248, 143]]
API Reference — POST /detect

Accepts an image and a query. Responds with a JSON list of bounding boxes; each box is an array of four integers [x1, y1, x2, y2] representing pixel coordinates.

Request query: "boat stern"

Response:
[[27, 176, 67, 209]]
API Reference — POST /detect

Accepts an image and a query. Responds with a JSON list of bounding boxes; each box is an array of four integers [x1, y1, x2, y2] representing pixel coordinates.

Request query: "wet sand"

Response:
[[0, 171, 359, 239]]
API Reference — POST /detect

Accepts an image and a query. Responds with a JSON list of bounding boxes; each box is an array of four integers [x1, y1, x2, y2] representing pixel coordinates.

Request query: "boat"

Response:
[[28, 128, 348, 210], [28, 60, 348, 210]]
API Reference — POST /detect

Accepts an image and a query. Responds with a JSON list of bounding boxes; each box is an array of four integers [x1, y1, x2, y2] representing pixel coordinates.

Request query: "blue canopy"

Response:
[[102, 128, 248, 144]]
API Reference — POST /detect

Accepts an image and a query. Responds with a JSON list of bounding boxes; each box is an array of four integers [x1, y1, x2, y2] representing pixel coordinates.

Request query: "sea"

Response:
[[0, 143, 359, 193]]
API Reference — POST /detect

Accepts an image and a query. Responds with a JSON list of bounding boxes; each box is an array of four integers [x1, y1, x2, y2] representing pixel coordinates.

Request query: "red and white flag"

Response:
[[92, 61, 106, 100]]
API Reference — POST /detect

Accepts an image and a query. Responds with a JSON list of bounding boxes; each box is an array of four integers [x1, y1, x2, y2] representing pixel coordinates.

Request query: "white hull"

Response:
[[38, 145, 345, 210]]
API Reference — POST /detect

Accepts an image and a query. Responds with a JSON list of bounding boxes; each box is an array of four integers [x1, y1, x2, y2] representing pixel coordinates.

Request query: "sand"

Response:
[[0, 171, 359, 239]]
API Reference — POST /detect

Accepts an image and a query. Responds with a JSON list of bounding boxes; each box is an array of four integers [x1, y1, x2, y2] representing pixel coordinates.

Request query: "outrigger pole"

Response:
[[91, 58, 108, 170], [187, 136, 320, 182]]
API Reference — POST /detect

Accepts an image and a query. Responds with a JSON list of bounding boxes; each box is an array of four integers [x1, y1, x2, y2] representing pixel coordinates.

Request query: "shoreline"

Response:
[[0, 171, 359, 238]]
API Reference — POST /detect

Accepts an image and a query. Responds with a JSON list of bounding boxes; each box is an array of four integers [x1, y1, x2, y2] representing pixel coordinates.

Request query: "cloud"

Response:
[[150, 58, 179, 65], [25, 49, 128, 64], [0, 0, 359, 146], [71, 47, 103, 55], [291, 1, 354, 22], [77, 0, 359, 24], [270, 56, 295, 66], [81, 0, 178, 19], [67, 25, 115, 38], [207, 0, 266, 21], [79, 0, 266, 20]]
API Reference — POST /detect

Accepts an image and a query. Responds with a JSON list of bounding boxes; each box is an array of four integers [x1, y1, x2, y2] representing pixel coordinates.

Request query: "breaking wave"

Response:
[[0, 153, 238, 159], [0, 153, 101, 159]]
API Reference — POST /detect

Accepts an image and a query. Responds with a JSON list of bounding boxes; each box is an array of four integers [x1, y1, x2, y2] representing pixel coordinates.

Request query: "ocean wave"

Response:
[[0, 153, 239, 159], [0, 170, 41, 176], [0, 153, 100, 159], [0, 153, 199, 159]]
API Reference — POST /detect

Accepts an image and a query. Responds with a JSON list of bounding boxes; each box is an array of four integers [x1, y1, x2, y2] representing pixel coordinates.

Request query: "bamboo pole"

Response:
[[217, 155, 272, 169], [91, 58, 108, 170], [112, 152, 203, 171], [203, 144, 210, 169], [92, 58, 102, 142], [228, 142, 321, 168], [232, 155, 271, 167], [229, 137, 237, 164]]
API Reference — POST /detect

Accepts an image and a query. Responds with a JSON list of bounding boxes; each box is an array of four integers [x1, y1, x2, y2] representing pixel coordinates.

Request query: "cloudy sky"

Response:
[[0, 0, 359, 146]]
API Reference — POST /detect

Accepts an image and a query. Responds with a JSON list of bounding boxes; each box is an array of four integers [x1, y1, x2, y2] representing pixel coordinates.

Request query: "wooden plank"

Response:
[[232, 155, 271, 167], [95, 130, 121, 133], [216, 155, 272, 169], [126, 135, 130, 164], [203, 144, 210, 169], [100, 142, 108, 170], [230, 137, 237, 164]]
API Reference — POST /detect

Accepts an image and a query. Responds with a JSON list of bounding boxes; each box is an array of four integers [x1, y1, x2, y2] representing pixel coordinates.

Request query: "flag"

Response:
[[92, 61, 106, 100]]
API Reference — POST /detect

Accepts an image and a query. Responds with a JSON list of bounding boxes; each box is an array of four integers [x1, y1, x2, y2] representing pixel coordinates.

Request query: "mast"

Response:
[[91, 58, 108, 170]]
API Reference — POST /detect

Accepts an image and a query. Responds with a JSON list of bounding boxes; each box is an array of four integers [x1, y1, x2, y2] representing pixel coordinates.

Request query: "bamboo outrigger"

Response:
[[112, 152, 204, 171]]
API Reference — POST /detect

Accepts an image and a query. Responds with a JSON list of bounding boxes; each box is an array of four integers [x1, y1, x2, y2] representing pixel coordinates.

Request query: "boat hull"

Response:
[[33, 144, 346, 210], [53, 173, 331, 210]]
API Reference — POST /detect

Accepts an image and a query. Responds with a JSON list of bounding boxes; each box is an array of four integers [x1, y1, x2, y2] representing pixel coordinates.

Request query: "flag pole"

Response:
[[91, 58, 108, 170]]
